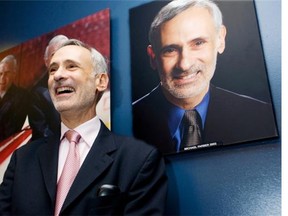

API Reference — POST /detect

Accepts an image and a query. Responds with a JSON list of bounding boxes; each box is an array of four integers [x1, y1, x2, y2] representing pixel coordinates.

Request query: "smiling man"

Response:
[[132, 0, 277, 154], [0, 39, 167, 215], [48, 42, 103, 127], [0, 55, 29, 141]]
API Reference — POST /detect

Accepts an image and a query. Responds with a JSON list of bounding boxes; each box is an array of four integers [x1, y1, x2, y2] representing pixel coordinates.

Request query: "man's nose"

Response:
[[53, 67, 66, 81], [0, 73, 5, 80], [176, 49, 194, 72]]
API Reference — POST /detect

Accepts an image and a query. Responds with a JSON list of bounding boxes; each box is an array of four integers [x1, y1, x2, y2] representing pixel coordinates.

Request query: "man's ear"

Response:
[[217, 25, 227, 54], [147, 45, 157, 70], [95, 73, 109, 92]]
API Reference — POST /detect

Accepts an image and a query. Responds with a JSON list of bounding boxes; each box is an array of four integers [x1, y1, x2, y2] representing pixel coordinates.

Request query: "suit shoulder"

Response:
[[13, 138, 47, 157], [208, 85, 276, 127], [132, 85, 161, 107], [113, 134, 162, 158], [211, 86, 271, 107]]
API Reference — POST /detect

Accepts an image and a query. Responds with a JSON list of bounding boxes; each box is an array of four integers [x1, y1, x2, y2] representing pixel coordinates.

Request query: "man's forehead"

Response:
[[160, 7, 210, 31], [0, 63, 11, 71], [51, 45, 90, 62], [159, 7, 215, 37], [55, 44, 89, 54]]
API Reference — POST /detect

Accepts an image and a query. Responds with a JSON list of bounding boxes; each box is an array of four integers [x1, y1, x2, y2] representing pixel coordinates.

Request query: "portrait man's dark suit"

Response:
[[133, 85, 278, 154], [0, 121, 167, 215], [28, 85, 60, 140], [0, 84, 29, 141]]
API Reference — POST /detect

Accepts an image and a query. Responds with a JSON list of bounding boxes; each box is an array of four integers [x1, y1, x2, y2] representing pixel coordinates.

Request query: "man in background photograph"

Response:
[[0, 55, 29, 142]]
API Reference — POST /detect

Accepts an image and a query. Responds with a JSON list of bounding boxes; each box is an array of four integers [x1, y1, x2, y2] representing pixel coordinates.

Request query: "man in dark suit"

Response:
[[0, 55, 29, 142], [132, 0, 277, 154], [0, 39, 167, 215], [28, 35, 68, 140]]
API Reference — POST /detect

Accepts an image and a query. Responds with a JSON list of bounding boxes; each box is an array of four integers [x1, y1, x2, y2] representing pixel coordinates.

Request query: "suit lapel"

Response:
[[38, 135, 60, 205], [148, 86, 176, 154], [61, 122, 117, 212]]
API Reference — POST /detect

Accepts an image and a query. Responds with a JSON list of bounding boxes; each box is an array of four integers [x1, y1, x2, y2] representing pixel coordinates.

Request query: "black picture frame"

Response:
[[130, 0, 278, 155]]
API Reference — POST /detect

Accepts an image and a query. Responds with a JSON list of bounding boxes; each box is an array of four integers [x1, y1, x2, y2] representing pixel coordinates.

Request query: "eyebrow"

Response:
[[49, 59, 81, 68], [159, 44, 180, 53], [160, 36, 209, 50], [49, 61, 57, 68], [64, 59, 81, 66]]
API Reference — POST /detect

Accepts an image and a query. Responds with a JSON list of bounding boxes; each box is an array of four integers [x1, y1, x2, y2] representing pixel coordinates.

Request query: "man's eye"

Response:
[[194, 40, 206, 47], [161, 47, 178, 56], [67, 64, 77, 69], [3, 71, 12, 76], [49, 68, 56, 74]]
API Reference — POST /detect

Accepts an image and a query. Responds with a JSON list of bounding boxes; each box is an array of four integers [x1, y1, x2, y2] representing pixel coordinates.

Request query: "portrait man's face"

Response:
[[48, 45, 98, 116], [0, 62, 15, 92], [148, 6, 226, 107]]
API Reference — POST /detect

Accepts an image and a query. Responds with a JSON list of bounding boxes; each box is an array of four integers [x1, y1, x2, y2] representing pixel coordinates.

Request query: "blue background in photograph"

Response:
[[0, 0, 281, 215]]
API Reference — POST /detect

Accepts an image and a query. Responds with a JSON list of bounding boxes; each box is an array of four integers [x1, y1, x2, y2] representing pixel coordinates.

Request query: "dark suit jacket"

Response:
[[28, 86, 60, 140], [0, 84, 29, 141], [133, 85, 278, 154], [0, 122, 167, 215]]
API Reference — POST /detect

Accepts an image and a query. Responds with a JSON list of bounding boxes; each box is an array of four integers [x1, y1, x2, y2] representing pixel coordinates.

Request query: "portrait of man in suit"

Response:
[[0, 55, 29, 142], [131, 0, 278, 155]]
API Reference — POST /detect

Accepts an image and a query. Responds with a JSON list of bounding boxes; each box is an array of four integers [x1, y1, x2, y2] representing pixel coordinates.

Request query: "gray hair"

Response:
[[44, 35, 69, 66], [149, 0, 223, 49], [59, 39, 108, 75], [0, 54, 17, 73]]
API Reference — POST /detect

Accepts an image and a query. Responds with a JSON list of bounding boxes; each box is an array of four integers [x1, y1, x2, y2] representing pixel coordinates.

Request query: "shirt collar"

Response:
[[61, 116, 101, 148], [0, 91, 6, 98]]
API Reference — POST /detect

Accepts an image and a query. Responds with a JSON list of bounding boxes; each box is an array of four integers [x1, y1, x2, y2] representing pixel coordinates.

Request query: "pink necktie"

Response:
[[54, 130, 81, 216]]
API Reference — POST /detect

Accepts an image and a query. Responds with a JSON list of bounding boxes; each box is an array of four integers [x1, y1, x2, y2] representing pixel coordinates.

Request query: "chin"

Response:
[[54, 103, 71, 113], [175, 86, 205, 99]]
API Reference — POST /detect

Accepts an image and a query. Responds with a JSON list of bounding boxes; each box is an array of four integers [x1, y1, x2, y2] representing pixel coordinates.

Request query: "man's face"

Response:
[[148, 7, 226, 107], [0, 62, 15, 92], [48, 45, 99, 117]]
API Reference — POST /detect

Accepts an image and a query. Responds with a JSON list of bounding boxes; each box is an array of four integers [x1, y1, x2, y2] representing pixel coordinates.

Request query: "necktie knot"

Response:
[[183, 110, 202, 128], [65, 130, 81, 144]]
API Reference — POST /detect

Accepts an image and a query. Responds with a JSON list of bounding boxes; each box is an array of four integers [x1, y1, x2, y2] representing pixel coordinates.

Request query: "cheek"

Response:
[[6, 77, 13, 84], [83, 78, 97, 92], [199, 47, 218, 67], [47, 77, 51, 85], [158, 57, 175, 75], [47, 76, 54, 89], [202, 55, 217, 80]]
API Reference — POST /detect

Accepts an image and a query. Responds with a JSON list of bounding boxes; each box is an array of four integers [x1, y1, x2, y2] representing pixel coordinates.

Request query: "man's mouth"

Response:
[[181, 71, 199, 79], [175, 71, 200, 80], [55, 86, 75, 95]]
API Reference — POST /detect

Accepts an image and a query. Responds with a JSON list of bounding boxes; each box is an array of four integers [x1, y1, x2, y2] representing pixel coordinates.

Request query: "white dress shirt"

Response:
[[57, 116, 101, 182]]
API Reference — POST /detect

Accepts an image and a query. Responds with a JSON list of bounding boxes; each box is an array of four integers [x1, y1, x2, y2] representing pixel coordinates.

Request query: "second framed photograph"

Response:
[[130, 0, 278, 155]]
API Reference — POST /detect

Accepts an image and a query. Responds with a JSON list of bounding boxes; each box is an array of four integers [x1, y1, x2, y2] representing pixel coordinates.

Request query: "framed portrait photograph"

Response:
[[130, 0, 278, 155], [0, 8, 111, 171]]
